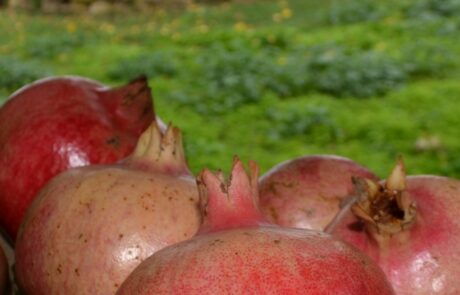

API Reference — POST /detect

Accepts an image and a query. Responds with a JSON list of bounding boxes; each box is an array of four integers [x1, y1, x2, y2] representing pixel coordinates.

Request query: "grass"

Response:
[[1, 0, 460, 178]]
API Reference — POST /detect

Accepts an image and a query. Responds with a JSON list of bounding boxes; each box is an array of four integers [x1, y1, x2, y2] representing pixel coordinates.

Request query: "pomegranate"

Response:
[[329, 159, 460, 295], [0, 243, 8, 295], [116, 157, 395, 295], [259, 154, 379, 231], [0, 75, 160, 240], [0, 233, 13, 295], [15, 121, 200, 295]]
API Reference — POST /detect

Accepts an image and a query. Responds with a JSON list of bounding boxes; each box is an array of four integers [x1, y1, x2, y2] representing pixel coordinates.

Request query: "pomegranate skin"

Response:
[[0, 76, 157, 240], [0, 243, 7, 295], [259, 155, 379, 231], [15, 123, 200, 295], [117, 158, 394, 295], [118, 227, 394, 295], [332, 176, 460, 295]]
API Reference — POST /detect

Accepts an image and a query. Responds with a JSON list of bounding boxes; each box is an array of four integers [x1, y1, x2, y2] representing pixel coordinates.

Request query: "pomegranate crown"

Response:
[[129, 120, 190, 175], [197, 156, 266, 234], [99, 75, 155, 136], [351, 157, 417, 239]]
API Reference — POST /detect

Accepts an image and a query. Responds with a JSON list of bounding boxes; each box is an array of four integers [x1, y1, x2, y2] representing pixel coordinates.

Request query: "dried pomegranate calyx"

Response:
[[351, 159, 416, 238], [129, 121, 190, 175]]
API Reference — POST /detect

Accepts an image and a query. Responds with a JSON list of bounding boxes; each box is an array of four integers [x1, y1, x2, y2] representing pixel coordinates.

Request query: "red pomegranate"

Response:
[[0, 243, 8, 295], [15, 121, 200, 295], [0, 75, 159, 240], [116, 157, 395, 295], [258, 155, 378, 231], [329, 159, 460, 295]]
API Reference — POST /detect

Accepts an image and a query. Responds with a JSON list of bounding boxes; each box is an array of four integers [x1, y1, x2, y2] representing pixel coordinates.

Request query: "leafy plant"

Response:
[[405, 0, 460, 18], [24, 33, 86, 59], [266, 105, 342, 144], [401, 41, 455, 77], [328, 0, 386, 25], [169, 44, 288, 114], [305, 45, 407, 98], [107, 51, 179, 81], [0, 56, 52, 94]]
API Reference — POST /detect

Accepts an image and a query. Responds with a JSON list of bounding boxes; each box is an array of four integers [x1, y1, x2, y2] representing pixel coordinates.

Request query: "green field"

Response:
[[1, 0, 460, 178]]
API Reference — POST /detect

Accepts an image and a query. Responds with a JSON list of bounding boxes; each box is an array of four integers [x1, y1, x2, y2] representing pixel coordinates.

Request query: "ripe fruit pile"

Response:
[[116, 158, 394, 294], [1, 76, 459, 295]]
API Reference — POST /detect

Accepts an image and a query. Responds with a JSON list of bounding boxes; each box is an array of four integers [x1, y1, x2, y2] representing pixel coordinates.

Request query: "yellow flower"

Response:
[[160, 25, 171, 36], [277, 56, 287, 66], [198, 24, 209, 33], [66, 22, 77, 33], [281, 8, 292, 19], [375, 42, 387, 52], [234, 21, 249, 32], [100, 23, 115, 34]]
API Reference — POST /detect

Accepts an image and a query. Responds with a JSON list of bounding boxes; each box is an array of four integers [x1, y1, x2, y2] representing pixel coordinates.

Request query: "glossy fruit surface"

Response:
[[15, 122, 200, 295], [259, 155, 378, 231], [117, 158, 395, 295], [0, 76, 157, 239]]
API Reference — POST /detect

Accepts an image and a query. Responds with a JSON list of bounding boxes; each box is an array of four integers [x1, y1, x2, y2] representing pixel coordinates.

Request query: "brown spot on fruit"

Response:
[[269, 206, 279, 222], [106, 136, 120, 148]]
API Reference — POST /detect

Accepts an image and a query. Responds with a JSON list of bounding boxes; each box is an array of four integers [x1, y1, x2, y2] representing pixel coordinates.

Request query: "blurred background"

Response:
[[0, 0, 459, 177]]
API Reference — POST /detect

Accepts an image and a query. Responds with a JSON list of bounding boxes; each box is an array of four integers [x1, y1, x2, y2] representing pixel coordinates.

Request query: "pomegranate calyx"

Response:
[[129, 121, 190, 175], [99, 75, 154, 136], [386, 156, 406, 191], [197, 157, 266, 234], [351, 159, 416, 238]]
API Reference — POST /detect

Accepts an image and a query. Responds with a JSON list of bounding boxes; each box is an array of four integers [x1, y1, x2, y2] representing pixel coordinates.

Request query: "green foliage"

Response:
[[405, 0, 460, 18], [0, 56, 52, 94], [24, 33, 86, 59], [2, 0, 460, 177], [305, 45, 407, 98], [401, 41, 454, 77], [168, 40, 451, 115], [169, 44, 296, 114], [107, 51, 179, 81], [328, 0, 386, 25], [266, 105, 342, 144]]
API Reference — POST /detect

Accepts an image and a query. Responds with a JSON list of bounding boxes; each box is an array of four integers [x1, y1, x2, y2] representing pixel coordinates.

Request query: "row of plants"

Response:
[[1, 34, 455, 116], [1, 0, 460, 177]]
